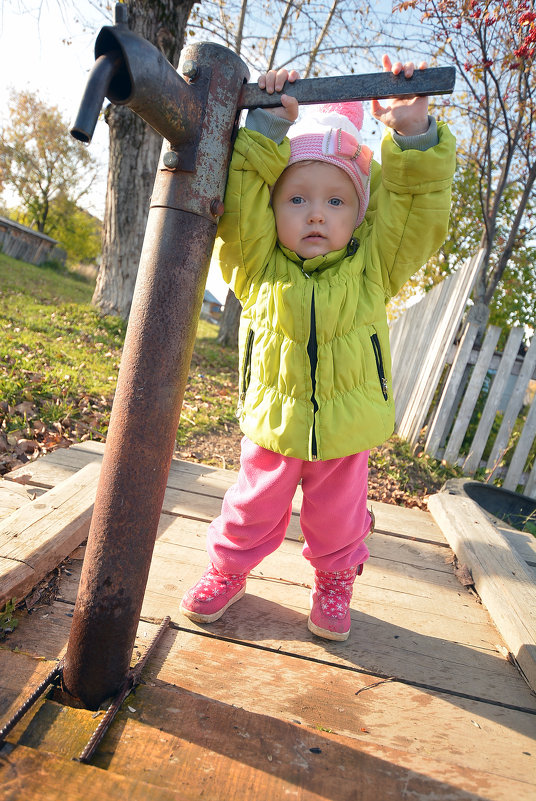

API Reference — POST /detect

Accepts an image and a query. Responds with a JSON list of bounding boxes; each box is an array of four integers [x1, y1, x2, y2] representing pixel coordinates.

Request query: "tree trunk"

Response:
[[92, 0, 196, 319], [217, 288, 242, 347], [465, 299, 490, 338]]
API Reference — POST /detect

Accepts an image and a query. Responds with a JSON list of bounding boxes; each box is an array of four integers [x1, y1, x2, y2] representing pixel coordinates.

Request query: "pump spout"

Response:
[[70, 51, 122, 144]]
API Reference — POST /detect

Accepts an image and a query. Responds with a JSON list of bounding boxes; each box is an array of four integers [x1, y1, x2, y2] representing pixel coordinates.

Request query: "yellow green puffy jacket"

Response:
[[214, 122, 456, 461]]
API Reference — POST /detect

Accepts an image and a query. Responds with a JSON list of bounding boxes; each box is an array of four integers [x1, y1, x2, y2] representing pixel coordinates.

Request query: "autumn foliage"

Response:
[[395, 0, 535, 71]]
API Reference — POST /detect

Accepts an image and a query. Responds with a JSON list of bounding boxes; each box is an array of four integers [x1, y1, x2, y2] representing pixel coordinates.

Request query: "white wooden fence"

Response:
[[389, 251, 536, 498]]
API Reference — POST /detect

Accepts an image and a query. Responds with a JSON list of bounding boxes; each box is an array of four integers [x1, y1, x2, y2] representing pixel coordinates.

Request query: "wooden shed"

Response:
[[0, 215, 59, 266]]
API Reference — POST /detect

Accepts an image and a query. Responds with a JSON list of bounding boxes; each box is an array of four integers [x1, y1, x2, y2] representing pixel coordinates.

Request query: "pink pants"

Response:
[[208, 437, 372, 575]]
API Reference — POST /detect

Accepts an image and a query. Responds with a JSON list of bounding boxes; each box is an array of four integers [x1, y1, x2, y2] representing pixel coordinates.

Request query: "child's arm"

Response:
[[366, 54, 456, 297], [214, 69, 299, 302]]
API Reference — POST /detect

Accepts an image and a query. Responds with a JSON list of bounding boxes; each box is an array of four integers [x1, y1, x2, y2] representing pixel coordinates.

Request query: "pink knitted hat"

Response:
[[287, 102, 373, 227]]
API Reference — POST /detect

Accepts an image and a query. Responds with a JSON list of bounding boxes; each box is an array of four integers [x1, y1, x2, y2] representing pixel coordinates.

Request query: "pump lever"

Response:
[[239, 66, 455, 110]]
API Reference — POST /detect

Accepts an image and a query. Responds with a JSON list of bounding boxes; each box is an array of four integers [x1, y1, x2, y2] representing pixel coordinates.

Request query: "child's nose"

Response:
[[308, 204, 324, 223]]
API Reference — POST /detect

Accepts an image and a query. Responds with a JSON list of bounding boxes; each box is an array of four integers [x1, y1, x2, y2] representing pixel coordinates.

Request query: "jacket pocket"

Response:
[[370, 332, 388, 401]]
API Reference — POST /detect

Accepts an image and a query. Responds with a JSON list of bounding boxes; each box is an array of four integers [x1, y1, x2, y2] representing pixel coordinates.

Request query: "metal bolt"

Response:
[[182, 60, 199, 81], [163, 151, 180, 169], [210, 199, 225, 217]]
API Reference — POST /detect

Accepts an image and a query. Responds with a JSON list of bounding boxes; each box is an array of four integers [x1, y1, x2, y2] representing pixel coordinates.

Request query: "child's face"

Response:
[[272, 161, 360, 260]]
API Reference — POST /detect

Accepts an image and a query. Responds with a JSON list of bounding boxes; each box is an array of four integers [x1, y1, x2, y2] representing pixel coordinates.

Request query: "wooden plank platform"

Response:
[[0, 462, 99, 607], [429, 489, 536, 694], [1, 442, 536, 800]]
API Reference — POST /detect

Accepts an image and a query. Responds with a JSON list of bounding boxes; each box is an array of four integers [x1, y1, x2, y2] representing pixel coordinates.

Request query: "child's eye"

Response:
[[290, 196, 304, 204], [329, 198, 343, 206]]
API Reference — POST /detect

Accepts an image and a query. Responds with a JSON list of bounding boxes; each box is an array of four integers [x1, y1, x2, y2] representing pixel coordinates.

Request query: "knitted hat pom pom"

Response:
[[319, 102, 364, 132]]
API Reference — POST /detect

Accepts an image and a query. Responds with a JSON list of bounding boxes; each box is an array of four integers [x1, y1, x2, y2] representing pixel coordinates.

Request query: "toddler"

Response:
[[181, 55, 456, 641]]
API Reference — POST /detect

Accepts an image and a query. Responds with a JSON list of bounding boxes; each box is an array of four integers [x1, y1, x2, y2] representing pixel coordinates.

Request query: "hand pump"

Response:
[[63, 2, 455, 709]]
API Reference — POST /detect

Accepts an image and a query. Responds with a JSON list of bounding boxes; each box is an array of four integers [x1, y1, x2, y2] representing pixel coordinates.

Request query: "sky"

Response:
[[0, 1, 111, 208]]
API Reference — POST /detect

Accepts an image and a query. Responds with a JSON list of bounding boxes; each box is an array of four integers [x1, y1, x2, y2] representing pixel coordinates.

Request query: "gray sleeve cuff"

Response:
[[245, 107, 294, 144], [392, 117, 438, 151]]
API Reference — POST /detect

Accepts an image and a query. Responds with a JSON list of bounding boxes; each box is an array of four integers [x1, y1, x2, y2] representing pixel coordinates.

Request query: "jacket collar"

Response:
[[279, 242, 351, 275]]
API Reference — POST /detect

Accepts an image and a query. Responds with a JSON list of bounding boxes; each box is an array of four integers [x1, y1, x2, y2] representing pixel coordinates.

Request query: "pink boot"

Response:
[[308, 565, 362, 642], [180, 564, 248, 623]]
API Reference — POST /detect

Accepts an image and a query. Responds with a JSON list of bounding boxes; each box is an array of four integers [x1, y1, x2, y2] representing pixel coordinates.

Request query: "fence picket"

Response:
[[503, 398, 536, 493], [394, 252, 483, 445], [486, 336, 536, 480], [424, 322, 479, 457], [389, 248, 534, 495], [391, 304, 425, 416], [393, 285, 447, 427], [463, 327, 525, 474], [524, 458, 536, 500], [442, 325, 501, 464]]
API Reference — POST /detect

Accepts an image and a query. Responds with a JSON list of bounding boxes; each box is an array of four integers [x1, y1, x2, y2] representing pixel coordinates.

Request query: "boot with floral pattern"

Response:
[[180, 563, 248, 623], [307, 565, 362, 641]]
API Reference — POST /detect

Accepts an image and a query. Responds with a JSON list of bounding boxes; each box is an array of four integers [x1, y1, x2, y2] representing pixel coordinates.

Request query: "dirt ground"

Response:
[[176, 424, 438, 511]]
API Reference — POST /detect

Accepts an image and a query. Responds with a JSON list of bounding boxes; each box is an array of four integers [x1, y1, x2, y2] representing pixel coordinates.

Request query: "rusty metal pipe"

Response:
[[62, 212, 215, 708], [93, 24, 199, 149], [70, 52, 122, 143], [62, 40, 249, 709]]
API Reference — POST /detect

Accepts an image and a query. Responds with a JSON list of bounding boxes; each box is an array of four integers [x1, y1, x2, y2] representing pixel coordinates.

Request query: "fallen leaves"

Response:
[[0, 394, 110, 476]]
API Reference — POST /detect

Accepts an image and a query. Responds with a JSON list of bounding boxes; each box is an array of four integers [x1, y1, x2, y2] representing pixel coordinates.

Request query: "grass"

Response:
[[0, 253, 238, 471], [0, 252, 460, 504], [522, 511, 536, 538], [177, 320, 239, 446], [0, 598, 18, 641], [0, 254, 125, 450], [367, 435, 462, 508]]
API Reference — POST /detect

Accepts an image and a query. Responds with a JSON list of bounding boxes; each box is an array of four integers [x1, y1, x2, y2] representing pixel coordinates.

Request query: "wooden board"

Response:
[[4, 507, 534, 708], [3, 547, 535, 790], [138, 629, 536, 791], [429, 490, 536, 693], [2, 713, 520, 801], [58, 545, 520, 705], [492, 520, 536, 578], [0, 650, 58, 723], [0, 480, 35, 521], [0, 462, 99, 608], [0, 743, 186, 801]]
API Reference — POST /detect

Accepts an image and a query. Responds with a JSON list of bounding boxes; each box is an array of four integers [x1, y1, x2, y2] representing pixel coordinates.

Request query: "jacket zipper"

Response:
[[371, 332, 388, 401], [237, 327, 254, 414], [308, 288, 318, 459]]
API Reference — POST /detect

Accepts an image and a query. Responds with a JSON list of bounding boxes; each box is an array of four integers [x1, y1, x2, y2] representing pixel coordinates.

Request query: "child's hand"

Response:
[[371, 54, 429, 137], [258, 68, 300, 122]]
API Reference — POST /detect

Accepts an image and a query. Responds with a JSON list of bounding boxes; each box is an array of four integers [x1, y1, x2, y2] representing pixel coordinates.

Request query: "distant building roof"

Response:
[[203, 289, 223, 307], [0, 215, 57, 244]]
